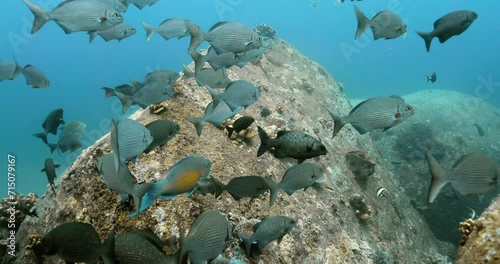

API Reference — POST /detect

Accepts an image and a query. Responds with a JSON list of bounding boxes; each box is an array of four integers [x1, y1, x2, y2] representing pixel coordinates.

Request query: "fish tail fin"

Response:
[[257, 126, 272, 157], [354, 5, 370, 40], [12, 56, 22, 78], [48, 143, 58, 154], [22, 0, 50, 34], [187, 117, 204, 137], [324, 106, 346, 138], [211, 177, 226, 198], [262, 177, 279, 207], [416, 31, 433, 52], [203, 84, 220, 100], [101, 228, 115, 264], [128, 183, 158, 217], [425, 75, 430, 83], [110, 119, 120, 171], [425, 151, 447, 203], [88, 31, 98, 43], [178, 227, 189, 264], [33, 132, 48, 145], [129, 79, 142, 89], [185, 20, 204, 54], [114, 91, 132, 113], [226, 126, 235, 138], [142, 22, 155, 42], [189, 50, 204, 76], [182, 64, 195, 78], [101, 87, 116, 98], [131, 182, 153, 216], [238, 233, 253, 257], [50, 184, 56, 195]]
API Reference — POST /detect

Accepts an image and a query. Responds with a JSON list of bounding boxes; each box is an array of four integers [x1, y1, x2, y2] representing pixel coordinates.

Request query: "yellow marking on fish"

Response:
[[175, 170, 202, 191]]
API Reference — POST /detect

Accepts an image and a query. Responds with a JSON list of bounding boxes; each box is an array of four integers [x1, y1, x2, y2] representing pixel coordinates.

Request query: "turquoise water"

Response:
[[0, 0, 498, 197]]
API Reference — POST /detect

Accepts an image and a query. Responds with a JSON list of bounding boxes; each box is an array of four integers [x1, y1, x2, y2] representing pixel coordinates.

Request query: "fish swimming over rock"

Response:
[[41, 222, 115, 263], [417, 10, 478, 52], [186, 20, 271, 55], [187, 99, 242, 137], [21, 64, 50, 88], [224, 176, 272, 202], [190, 48, 245, 74], [41, 158, 61, 195], [426, 152, 500, 203], [325, 95, 414, 138], [204, 80, 260, 110], [226, 116, 254, 138], [101, 84, 136, 98], [473, 123, 484, 137], [116, 82, 176, 113], [179, 210, 232, 264], [33, 108, 65, 145], [426, 72, 437, 83], [264, 163, 325, 206], [0, 59, 22, 81], [142, 18, 191, 42], [48, 120, 86, 154], [257, 126, 327, 163], [142, 70, 180, 85], [144, 119, 180, 153], [182, 65, 231, 88], [238, 216, 296, 257], [22, 0, 123, 34], [354, 6, 407, 40], [110, 118, 152, 169], [130, 156, 211, 216], [89, 23, 136, 43], [115, 230, 179, 263]]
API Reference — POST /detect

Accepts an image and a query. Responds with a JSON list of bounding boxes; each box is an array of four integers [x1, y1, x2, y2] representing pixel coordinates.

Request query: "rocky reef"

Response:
[[7, 40, 458, 263]]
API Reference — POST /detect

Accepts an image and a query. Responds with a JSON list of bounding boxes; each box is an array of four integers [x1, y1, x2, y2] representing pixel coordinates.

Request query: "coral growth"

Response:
[[149, 102, 168, 115], [254, 24, 277, 39], [369, 248, 390, 264], [345, 151, 376, 183], [0, 193, 37, 231]]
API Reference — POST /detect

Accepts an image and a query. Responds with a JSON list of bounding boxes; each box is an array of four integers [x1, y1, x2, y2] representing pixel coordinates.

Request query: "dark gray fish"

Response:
[[115, 82, 176, 113], [325, 95, 415, 138], [101, 84, 136, 98], [417, 10, 478, 52], [180, 210, 232, 264], [190, 47, 246, 74], [426, 72, 437, 83], [265, 163, 324, 206], [143, 70, 180, 85], [48, 120, 86, 154], [236, 39, 272, 65], [186, 20, 270, 54], [142, 18, 191, 42], [193, 177, 225, 198], [21, 64, 50, 88], [42, 222, 114, 263], [144, 119, 180, 153], [0, 59, 22, 81], [354, 6, 407, 40], [205, 80, 260, 110], [33, 108, 65, 145], [238, 216, 296, 257], [89, 23, 136, 43], [115, 231, 178, 264], [226, 116, 255, 138], [97, 154, 148, 214], [257, 126, 327, 163], [426, 152, 500, 203], [182, 65, 231, 88], [473, 123, 484, 137], [110, 118, 152, 168], [41, 158, 61, 195], [225, 176, 271, 201], [19, 203, 38, 218], [187, 99, 242, 137], [23, 0, 123, 34]]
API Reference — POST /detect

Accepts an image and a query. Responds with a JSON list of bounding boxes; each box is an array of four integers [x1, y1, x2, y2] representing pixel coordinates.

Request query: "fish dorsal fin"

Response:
[[24, 64, 33, 69], [389, 95, 404, 101], [372, 10, 389, 20], [349, 99, 371, 115], [451, 153, 480, 171], [208, 21, 230, 32], [277, 130, 291, 137]]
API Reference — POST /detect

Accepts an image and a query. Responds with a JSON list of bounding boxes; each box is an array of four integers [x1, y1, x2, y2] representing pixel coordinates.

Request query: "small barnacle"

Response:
[[276, 103, 285, 114], [149, 102, 168, 115]]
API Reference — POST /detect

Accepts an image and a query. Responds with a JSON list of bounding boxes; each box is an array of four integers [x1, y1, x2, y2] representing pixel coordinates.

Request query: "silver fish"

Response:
[[89, 23, 136, 43], [354, 6, 407, 40], [21, 64, 50, 88], [417, 11, 478, 52], [101, 84, 136, 98], [182, 65, 231, 88], [23, 0, 123, 34], [180, 210, 232, 264], [426, 152, 499, 203], [325, 95, 415, 138], [142, 18, 190, 42], [187, 99, 242, 136], [205, 80, 260, 109], [0, 59, 22, 81], [191, 47, 246, 74], [110, 118, 152, 168], [115, 231, 178, 263], [186, 20, 270, 54], [143, 70, 180, 85], [115, 82, 176, 113], [48, 120, 86, 154], [126, 0, 160, 10]]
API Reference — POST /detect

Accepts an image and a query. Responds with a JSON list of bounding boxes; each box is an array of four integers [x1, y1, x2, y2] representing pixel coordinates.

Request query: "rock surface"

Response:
[[10, 40, 456, 263]]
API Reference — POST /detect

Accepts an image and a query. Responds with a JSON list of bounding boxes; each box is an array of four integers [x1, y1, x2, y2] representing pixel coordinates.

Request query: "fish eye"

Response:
[[406, 106, 412, 111], [320, 145, 326, 151], [257, 36, 262, 41]]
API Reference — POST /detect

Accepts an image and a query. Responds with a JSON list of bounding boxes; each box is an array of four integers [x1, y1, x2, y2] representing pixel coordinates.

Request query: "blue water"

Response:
[[0, 0, 498, 198]]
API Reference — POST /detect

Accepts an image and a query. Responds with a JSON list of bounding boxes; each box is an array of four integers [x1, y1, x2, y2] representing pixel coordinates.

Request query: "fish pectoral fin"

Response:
[[99, 16, 107, 23], [245, 40, 253, 46], [383, 127, 392, 132]]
